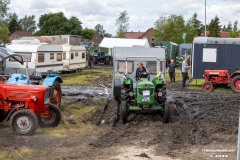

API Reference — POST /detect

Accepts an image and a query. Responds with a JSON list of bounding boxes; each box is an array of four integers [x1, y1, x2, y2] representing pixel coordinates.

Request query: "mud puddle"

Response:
[[62, 85, 112, 100]]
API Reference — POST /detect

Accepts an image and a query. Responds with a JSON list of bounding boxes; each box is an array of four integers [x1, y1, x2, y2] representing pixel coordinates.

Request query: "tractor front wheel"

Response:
[[38, 103, 62, 128], [202, 82, 214, 92], [51, 81, 61, 108], [0, 109, 6, 122], [230, 76, 240, 93], [10, 109, 38, 135], [120, 101, 128, 124]]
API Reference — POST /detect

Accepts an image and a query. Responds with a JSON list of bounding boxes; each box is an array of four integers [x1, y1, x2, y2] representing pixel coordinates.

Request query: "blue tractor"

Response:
[[92, 50, 111, 65]]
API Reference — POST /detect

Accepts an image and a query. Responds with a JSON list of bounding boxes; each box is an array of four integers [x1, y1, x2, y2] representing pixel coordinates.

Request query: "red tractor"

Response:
[[202, 69, 240, 92], [0, 84, 61, 135]]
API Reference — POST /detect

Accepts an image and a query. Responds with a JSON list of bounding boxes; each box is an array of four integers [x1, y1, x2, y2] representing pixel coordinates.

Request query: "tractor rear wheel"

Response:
[[93, 57, 98, 64], [104, 57, 110, 65], [120, 101, 128, 124], [51, 81, 61, 108], [38, 103, 62, 128], [230, 76, 240, 93], [202, 82, 214, 92], [10, 109, 38, 135]]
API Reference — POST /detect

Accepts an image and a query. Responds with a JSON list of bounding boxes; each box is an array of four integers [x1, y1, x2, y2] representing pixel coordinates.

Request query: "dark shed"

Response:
[[192, 37, 240, 79]]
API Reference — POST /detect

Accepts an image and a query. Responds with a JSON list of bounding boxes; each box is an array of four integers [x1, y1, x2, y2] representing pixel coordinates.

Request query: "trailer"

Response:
[[6, 44, 63, 76], [192, 37, 240, 79], [62, 45, 87, 72], [112, 47, 166, 100], [154, 41, 178, 64]]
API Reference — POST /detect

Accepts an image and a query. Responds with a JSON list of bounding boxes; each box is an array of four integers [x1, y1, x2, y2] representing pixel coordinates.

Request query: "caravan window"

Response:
[[63, 52, 66, 60], [38, 54, 44, 63], [82, 53, 85, 59], [10, 53, 31, 62], [57, 53, 62, 61], [75, 52, 78, 57], [71, 53, 74, 60], [117, 61, 134, 74], [50, 53, 54, 60], [146, 61, 157, 74]]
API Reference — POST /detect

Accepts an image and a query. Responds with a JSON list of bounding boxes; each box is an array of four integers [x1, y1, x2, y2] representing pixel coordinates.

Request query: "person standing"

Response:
[[168, 59, 177, 83], [182, 58, 191, 87]]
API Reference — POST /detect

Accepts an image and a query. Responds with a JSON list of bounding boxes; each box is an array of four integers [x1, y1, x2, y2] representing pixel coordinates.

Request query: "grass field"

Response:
[[60, 68, 112, 86]]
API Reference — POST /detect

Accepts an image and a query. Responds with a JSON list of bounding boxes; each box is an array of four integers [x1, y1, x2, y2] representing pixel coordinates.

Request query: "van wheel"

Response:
[[10, 109, 38, 135], [51, 81, 61, 108], [38, 103, 62, 127]]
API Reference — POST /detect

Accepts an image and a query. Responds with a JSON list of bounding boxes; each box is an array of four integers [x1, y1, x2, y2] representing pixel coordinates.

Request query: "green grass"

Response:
[[64, 104, 99, 117], [0, 147, 34, 159], [60, 68, 112, 86]]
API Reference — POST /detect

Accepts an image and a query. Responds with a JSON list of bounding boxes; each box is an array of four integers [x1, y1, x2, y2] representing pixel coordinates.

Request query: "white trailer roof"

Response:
[[38, 45, 63, 52], [6, 44, 41, 53], [62, 45, 85, 51], [99, 38, 150, 48], [193, 37, 240, 44]]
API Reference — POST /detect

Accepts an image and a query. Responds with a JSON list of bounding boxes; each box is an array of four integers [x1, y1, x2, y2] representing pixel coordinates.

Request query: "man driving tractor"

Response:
[[135, 61, 149, 81]]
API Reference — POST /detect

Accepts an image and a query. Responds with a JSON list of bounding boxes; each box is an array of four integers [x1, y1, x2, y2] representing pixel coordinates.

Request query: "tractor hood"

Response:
[[137, 78, 155, 89], [0, 84, 48, 100]]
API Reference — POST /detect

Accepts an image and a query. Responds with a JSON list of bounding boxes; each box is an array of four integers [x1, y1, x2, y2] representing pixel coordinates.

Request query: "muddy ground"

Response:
[[0, 66, 239, 160]]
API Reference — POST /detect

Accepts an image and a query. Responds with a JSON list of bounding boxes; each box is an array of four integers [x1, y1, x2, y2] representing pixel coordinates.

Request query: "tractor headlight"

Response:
[[158, 92, 163, 97], [32, 96, 37, 102], [129, 92, 134, 97]]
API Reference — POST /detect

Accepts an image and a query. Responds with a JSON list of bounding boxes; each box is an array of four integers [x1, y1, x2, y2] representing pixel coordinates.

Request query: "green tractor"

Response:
[[119, 59, 169, 123]]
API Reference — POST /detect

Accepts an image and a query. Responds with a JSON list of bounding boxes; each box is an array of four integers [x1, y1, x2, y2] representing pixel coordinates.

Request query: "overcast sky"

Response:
[[9, 0, 240, 35]]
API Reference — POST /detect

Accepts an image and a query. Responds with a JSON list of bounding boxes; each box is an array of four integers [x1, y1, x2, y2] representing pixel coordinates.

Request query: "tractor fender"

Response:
[[42, 76, 63, 87], [230, 72, 240, 79], [6, 105, 24, 121]]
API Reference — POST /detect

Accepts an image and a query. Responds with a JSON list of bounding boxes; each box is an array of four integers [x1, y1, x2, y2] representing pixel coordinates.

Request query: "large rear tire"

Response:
[[202, 82, 214, 92], [10, 109, 38, 135], [51, 81, 61, 108], [120, 101, 128, 124], [230, 76, 240, 93], [38, 103, 62, 128]]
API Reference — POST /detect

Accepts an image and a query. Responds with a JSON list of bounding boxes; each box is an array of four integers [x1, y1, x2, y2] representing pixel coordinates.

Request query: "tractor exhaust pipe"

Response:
[[26, 58, 30, 83]]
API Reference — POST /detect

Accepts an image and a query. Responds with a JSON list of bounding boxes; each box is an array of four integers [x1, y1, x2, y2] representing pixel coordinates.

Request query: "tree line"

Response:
[[0, 0, 112, 43], [0, 0, 239, 44]]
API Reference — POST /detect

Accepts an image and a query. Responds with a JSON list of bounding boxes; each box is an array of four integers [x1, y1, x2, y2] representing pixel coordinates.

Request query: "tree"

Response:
[[115, 10, 129, 38], [8, 17, 21, 34], [37, 12, 68, 35], [67, 16, 82, 35], [94, 24, 105, 38], [154, 15, 185, 44], [104, 33, 112, 38], [227, 21, 232, 31], [222, 25, 226, 31], [208, 16, 221, 37], [230, 20, 238, 38], [0, 22, 9, 43], [82, 28, 95, 40], [188, 13, 203, 36], [0, 0, 10, 20], [19, 15, 36, 33]]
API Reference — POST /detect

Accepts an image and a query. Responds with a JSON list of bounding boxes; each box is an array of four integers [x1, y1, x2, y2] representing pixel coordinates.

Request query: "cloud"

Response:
[[8, 0, 240, 35]]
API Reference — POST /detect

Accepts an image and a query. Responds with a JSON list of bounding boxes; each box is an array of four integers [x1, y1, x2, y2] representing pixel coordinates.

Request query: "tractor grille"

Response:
[[44, 88, 51, 105], [138, 88, 154, 95]]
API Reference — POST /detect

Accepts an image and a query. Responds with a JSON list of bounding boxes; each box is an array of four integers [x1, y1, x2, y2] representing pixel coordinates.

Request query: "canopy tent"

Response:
[[0, 47, 23, 64], [99, 38, 150, 48]]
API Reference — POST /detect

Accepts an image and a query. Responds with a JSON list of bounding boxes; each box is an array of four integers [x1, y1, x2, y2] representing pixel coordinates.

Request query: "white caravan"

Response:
[[6, 44, 63, 76], [62, 45, 87, 71]]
